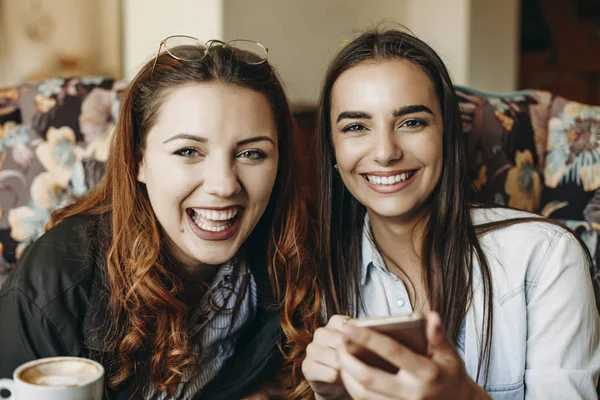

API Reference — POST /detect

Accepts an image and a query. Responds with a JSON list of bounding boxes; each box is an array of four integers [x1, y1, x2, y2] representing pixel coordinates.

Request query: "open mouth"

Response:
[[362, 170, 418, 186], [186, 207, 242, 232]]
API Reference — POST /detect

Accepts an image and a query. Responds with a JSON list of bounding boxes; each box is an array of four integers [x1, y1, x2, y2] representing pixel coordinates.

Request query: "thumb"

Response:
[[425, 312, 454, 356]]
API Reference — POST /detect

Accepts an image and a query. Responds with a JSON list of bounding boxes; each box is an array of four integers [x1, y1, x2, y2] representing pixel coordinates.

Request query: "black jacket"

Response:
[[0, 214, 282, 399]]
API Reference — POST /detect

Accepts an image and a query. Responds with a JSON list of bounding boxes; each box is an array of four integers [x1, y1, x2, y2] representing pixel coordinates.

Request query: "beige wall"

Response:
[[224, 0, 408, 106], [223, 0, 519, 105], [122, 0, 224, 79], [405, 0, 472, 85], [0, 0, 121, 86], [468, 0, 520, 93], [1, 0, 520, 101]]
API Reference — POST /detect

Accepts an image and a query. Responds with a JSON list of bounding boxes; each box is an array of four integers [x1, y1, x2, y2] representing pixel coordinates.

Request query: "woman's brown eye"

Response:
[[175, 148, 199, 157], [401, 118, 427, 129], [342, 124, 366, 133], [238, 150, 266, 160]]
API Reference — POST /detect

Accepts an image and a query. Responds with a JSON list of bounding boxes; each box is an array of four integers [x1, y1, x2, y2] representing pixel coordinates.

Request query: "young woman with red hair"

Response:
[[0, 37, 320, 399]]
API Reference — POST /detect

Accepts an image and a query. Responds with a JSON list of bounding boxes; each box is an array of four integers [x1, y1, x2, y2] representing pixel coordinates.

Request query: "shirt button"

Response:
[[396, 298, 406, 307]]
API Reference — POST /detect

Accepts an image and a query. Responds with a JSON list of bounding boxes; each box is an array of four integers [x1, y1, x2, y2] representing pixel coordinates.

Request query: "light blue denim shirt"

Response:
[[359, 207, 600, 399]]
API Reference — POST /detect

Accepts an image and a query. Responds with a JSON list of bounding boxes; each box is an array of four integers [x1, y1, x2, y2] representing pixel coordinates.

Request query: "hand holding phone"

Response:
[[348, 313, 427, 373], [338, 312, 485, 399]]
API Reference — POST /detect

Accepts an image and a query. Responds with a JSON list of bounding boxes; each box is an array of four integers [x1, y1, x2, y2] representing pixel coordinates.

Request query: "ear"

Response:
[[137, 159, 146, 183]]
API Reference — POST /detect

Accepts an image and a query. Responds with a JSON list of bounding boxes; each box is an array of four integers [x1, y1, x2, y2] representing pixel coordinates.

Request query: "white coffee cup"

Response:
[[0, 356, 104, 400]]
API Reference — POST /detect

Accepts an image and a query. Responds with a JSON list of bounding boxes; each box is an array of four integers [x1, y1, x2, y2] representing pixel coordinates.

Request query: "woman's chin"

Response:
[[369, 207, 411, 220], [189, 249, 239, 267]]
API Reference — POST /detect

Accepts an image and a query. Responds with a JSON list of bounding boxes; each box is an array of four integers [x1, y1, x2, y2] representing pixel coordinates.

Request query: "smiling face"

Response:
[[137, 83, 279, 269], [330, 60, 443, 225]]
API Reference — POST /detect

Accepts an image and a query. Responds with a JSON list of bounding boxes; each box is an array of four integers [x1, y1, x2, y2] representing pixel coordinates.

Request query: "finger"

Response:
[[341, 323, 434, 378], [306, 342, 341, 369], [327, 314, 353, 331], [425, 312, 458, 361], [340, 368, 399, 400], [301, 359, 341, 384], [337, 345, 404, 398], [313, 326, 346, 351]]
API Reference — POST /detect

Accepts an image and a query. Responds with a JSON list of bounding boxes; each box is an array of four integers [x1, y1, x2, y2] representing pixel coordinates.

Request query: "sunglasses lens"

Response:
[[164, 36, 207, 61], [226, 40, 268, 64]]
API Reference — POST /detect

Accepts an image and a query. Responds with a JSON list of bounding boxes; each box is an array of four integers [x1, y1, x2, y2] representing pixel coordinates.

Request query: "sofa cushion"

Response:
[[542, 98, 600, 221], [457, 87, 552, 214], [0, 77, 124, 275], [0, 86, 24, 273], [457, 87, 600, 300]]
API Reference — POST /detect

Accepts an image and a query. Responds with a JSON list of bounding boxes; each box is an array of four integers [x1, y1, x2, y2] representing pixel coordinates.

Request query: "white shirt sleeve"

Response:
[[525, 231, 600, 399]]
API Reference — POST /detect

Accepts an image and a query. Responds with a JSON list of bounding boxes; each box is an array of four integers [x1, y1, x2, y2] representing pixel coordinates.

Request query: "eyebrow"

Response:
[[336, 104, 433, 123], [392, 105, 433, 117], [237, 136, 276, 146], [336, 111, 371, 123], [163, 133, 276, 146], [163, 133, 207, 144]]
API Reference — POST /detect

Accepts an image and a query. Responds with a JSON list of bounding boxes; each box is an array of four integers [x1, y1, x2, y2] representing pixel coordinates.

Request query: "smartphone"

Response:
[[348, 313, 427, 373]]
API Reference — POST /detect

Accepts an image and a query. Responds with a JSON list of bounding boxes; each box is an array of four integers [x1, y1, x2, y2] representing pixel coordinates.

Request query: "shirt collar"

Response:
[[83, 259, 244, 352], [361, 213, 387, 285], [189, 260, 246, 326]]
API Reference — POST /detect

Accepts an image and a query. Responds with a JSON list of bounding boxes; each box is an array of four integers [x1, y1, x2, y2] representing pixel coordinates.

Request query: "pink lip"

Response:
[[191, 205, 242, 211], [185, 208, 244, 241], [362, 169, 417, 177], [362, 168, 421, 194]]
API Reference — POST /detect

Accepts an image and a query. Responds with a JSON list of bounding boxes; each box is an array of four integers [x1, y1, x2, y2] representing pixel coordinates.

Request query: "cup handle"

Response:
[[0, 378, 15, 399]]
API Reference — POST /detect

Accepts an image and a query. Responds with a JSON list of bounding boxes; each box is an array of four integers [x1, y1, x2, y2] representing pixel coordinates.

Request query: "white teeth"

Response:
[[195, 208, 239, 221], [196, 220, 231, 232], [190, 207, 240, 233], [366, 171, 414, 185], [191, 213, 233, 232]]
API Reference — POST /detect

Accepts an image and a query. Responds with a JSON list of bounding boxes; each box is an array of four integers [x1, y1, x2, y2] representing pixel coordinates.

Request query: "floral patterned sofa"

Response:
[[458, 87, 600, 302], [0, 78, 599, 302], [0, 77, 125, 285]]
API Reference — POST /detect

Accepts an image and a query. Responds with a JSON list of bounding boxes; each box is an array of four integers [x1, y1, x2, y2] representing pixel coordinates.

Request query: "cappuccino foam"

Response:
[[19, 359, 101, 387]]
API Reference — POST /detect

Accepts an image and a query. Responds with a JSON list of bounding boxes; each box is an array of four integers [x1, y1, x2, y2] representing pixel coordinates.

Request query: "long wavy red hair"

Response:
[[49, 44, 321, 397]]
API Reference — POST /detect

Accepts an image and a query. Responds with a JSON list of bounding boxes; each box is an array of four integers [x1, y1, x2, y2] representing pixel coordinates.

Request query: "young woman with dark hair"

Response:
[[300, 28, 600, 400]]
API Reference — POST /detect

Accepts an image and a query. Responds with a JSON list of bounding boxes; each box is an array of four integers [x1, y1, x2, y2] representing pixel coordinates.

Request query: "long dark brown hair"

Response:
[[49, 43, 320, 397]]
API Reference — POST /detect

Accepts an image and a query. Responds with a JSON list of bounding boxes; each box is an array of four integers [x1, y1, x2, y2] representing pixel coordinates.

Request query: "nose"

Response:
[[372, 129, 402, 166], [202, 156, 242, 198]]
